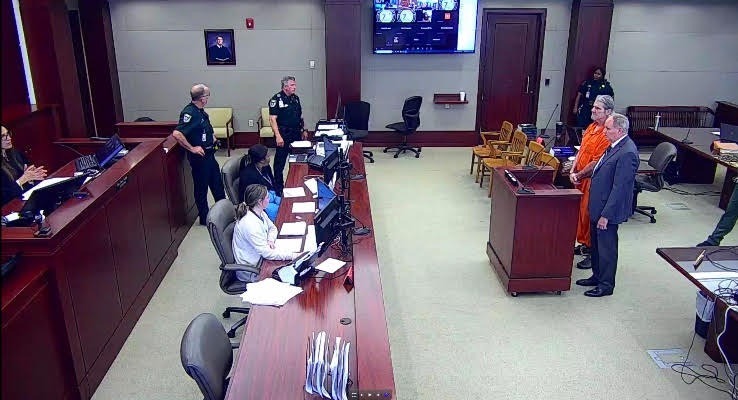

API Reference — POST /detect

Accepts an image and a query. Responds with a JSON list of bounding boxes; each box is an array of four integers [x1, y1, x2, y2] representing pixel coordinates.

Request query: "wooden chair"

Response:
[[525, 140, 545, 166], [536, 153, 561, 180], [471, 121, 514, 182], [480, 130, 527, 196]]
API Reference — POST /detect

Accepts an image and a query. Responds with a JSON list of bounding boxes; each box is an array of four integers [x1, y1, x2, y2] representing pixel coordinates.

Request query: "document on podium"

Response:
[[279, 221, 307, 236]]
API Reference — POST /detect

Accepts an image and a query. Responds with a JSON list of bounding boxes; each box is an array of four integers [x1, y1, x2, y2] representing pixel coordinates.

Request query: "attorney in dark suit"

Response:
[[575, 113, 639, 297], [239, 144, 281, 220]]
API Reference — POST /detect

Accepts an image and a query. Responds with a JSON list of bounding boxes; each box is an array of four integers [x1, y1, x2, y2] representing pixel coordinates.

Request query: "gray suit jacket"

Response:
[[588, 136, 639, 224]]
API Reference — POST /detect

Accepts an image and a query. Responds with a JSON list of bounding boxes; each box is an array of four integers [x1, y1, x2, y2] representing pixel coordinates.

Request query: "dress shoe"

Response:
[[584, 287, 613, 297], [574, 244, 589, 256], [575, 277, 598, 287], [576, 255, 592, 269]]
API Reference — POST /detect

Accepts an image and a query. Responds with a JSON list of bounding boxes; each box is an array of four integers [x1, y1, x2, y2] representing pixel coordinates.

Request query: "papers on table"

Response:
[[316, 128, 344, 137], [283, 187, 306, 198], [22, 177, 74, 200], [305, 331, 351, 400], [3, 212, 20, 222], [239, 278, 302, 306], [291, 140, 313, 148], [305, 178, 318, 195], [304, 225, 317, 252], [292, 201, 316, 213], [280, 221, 307, 236], [275, 238, 303, 253], [712, 131, 721, 136], [315, 258, 346, 274]]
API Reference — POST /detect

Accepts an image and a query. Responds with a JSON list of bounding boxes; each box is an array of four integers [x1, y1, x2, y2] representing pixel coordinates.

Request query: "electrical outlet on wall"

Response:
[[309, 60, 316, 69], [248, 119, 254, 127]]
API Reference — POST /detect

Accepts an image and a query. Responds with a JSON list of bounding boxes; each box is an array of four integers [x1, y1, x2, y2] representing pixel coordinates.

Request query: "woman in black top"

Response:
[[573, 67, 615, 128], [238, 144, 281, 220], [2, 126, 47, 205]]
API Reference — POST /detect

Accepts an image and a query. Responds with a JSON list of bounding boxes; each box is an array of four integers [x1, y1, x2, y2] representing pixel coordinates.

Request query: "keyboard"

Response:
[[307, 154, 325, 168], [74, 155, 100, 172]]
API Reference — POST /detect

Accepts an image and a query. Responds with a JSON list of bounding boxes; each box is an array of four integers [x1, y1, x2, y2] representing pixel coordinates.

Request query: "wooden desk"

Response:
[[1, 136, 197, 400], [656, 247, 738, 364], [115, 121, 177, 138], [653, 127, 737, 210], [225, 143, 395, 399]]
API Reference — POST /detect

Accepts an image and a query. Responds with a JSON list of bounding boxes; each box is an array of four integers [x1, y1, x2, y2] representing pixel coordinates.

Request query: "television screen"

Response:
[[373, 0, 478, 54]]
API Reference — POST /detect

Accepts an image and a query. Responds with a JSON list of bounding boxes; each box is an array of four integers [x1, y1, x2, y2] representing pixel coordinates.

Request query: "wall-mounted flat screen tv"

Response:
[[373, 0, 478, 54]]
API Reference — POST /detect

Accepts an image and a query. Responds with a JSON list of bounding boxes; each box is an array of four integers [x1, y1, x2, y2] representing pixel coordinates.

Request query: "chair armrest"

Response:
[[481, 131, 500, 142], [220, 263, 261, 274], [257, 115, 264, 130], [487, 139, 509, 146], [500, 150, 524, 157]]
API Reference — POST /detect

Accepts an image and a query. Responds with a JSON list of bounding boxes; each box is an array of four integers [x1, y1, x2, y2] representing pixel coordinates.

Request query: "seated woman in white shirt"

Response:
[[232, 184, 299, 281]]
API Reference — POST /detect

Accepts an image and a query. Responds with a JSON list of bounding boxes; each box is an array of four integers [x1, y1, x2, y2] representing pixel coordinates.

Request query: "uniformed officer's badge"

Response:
[[269, 99, 276, 107], [183, 113, 191, 123]]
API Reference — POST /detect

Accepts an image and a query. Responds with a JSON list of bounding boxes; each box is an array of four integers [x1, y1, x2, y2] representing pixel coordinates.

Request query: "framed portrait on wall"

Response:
[[204, 29, 236, 65]]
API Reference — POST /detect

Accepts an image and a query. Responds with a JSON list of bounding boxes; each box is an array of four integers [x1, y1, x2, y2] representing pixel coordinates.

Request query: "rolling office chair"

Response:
[[343, 101, 374, 163], [206, 199, 262, 338], [383, 96, 422, 158], [632, 142, 677, 223], [221, 155, 246, 204], [134, 116, 155, 122], [180, 313, 238, 400]]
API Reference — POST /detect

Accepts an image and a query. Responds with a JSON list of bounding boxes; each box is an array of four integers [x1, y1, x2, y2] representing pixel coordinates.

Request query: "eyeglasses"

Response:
[[1, 132, 11, 139]]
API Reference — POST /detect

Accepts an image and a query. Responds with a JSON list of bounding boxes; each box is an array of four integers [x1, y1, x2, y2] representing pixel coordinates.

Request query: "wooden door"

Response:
[[477, 10, 545, 132]]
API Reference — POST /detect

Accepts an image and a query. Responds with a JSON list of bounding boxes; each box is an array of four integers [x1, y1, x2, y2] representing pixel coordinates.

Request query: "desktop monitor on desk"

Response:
[[19, 175, 88, 219], [322, 146, 340, 184], [314, 195, 341, 257], [720, 123, 738, 143], [316, 176, 337, 211]]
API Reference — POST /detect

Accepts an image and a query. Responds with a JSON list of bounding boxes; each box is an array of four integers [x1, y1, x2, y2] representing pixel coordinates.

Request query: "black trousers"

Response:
[[189, 151, 225, 224], [589, 221, 619, 291], [272, 127, 300, 194]]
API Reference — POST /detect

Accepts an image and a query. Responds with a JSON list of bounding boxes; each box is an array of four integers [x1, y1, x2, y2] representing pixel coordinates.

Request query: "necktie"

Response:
[[594, 147, 612, 172]]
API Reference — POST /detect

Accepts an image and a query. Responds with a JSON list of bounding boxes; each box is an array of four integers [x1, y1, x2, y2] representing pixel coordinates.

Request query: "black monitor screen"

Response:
[[322, 147, 340, 183], [95, 134, 125, 167], [20, 175, 87, 217], [317, 177, 337, 211], [314, 195, 341, 255]]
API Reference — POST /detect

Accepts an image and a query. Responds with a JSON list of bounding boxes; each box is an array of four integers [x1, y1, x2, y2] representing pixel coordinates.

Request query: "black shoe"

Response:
[[576, 255, 592, 269], [574, 244, 590, 256], [584, 287, 613, 297], [575, 277, 598, 287], [696, 241, 714, 247], [199, 219, 207, 226]]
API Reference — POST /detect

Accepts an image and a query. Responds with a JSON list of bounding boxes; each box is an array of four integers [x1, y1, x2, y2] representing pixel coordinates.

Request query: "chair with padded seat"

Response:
[[343, 100, 374, 163], [134, 116, 155, 122], [257, 107, 275, 144], [180, 313, 238, 400], [632, 142, 677, 223], [383, 96, 423, 158], [206, 199, 262, 338], [205, 107, 234, 157], [221, 155, 247, 205]]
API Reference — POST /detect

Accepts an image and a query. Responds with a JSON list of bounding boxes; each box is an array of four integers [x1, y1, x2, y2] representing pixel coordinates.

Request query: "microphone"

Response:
[[693, 249, 707, 270], [539, 104, 560, 138], [681, 128, 693, 145], [90, 136, 111, 141], [54, 142, 86, 158], [517, 163, 551, 194]]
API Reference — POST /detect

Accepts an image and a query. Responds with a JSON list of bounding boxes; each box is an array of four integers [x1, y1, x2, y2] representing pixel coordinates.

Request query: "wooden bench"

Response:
[[626, 106, 714, 146]]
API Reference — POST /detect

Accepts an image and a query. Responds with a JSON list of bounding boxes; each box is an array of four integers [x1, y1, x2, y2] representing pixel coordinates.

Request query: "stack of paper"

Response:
[[275, 238, 303, 253], [283, 187, 307, 198], [279, 221, 307, 236], [239, 278, 303, 306], [305, 331, 351, 400], [315, 258, 346, 274], [292, 202, 316, 213], [291, 140, 312, 148]]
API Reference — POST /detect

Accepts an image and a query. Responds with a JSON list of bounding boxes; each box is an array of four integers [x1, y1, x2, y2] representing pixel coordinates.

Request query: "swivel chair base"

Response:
[[634, 206, 656, 223], [364, 150, 375, 163], [223, 306, 250, 338], [383, 137, 421, 158]]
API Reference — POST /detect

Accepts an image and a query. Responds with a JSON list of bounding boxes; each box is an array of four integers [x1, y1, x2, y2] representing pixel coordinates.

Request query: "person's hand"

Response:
[[301, 130, 309, 140], [191, 146, 205, 156], [268, 240, 275, 249], [19, 165, 48, 185], [597, 216, 608, 230], [572, 107, 578, 115], [276, 134, 285, 147], [569, 172, 579, 184]]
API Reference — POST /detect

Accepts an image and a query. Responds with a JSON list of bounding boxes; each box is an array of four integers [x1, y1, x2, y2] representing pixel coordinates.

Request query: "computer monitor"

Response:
[[323, 135, 338, 156], [20, 175, 88, 218], [316, 177, 336, 211], [314, 195, 341, 257], [322, 146, 340, 183], [720, 123, 738, 143], [95, 134, 125, 168]]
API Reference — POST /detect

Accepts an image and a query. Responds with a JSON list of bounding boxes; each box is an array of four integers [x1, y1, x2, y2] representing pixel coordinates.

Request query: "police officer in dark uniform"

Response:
[[573, 66, 615, 128], [269, 76, 308, 194], [172, 84, 225, 225]]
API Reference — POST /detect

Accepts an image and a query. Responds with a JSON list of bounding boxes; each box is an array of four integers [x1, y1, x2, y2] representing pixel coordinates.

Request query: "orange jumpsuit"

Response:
[[572, 122, 609, 247]]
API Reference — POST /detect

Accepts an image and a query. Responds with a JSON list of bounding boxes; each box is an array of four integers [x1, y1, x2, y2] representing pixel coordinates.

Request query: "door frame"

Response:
[[476, 8, 547, 133]]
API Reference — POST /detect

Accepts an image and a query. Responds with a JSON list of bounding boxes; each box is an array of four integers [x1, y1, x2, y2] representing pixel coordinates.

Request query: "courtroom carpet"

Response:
[[92, 147, 736, 400]]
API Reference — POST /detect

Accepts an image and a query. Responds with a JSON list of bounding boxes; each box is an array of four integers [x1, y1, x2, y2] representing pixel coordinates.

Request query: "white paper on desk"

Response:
[[275, 238, 303, 253], [315, 258, 346, 274], [282, 187, 306, 198], [340, 342, 351, 400], [239, 278, 303, 306], [22, 177, 74, 200], [280, 221, 307, 236], [291, 140, 312, 148], [292, 201, 316, 213], [692, 271, 738, 280], [330, 337, 342, 400], [305, 334, 315, 395], [317, 332, 330, 398], [3, 212, 20, 222], [305, 178, 318, 195], [317, 124, 339, 130], [311, 332, 325, 397], [712, 131, 721, 136], [304, 225, 317, 252]]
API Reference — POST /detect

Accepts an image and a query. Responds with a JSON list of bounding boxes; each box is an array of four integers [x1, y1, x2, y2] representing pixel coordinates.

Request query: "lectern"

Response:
[[487, 167, 581, 296]]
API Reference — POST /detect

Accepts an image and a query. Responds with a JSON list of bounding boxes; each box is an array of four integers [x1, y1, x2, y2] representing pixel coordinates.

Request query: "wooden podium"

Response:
[[487, 167, 581, 296]]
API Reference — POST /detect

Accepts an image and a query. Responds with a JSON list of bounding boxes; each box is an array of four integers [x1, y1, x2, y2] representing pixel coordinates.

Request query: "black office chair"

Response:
[[632, 142, 677, 223], [180, 313, 238, 400], [221, 155, 246, 205], [134, 116, 155, 122], [383, 96, 422, 158], [343, 101, 374, 163], [206, 199, 262, 338]]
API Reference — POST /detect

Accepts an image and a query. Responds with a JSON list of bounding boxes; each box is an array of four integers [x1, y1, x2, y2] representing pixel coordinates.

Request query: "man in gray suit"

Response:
[[575, 113, 639, 297]]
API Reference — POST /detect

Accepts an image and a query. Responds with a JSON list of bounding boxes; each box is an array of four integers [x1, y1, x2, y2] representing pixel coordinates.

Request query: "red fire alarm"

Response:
[[245, 18, 254, 29]]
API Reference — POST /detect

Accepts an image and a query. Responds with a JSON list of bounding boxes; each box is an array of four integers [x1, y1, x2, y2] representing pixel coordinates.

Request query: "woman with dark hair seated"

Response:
[[232, 184, 299, 282], [2, 126, 47, 205], [239, 144, 281, 220]]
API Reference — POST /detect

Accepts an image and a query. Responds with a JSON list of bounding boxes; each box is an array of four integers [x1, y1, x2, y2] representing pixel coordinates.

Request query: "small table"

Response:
[[656, 246, 738, 363]]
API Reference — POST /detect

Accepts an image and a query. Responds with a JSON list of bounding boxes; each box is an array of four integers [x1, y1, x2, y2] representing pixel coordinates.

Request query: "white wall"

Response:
[[361, 0, 571, 131], [109, 0, 326, 131], [607, 0, 738, 112]]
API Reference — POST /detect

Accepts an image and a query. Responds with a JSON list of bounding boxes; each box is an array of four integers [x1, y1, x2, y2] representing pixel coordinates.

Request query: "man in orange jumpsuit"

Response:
[[569, 95, 615, 269]]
